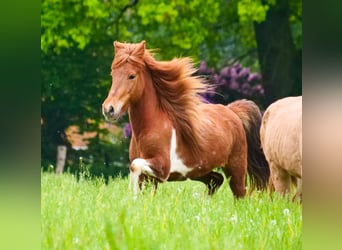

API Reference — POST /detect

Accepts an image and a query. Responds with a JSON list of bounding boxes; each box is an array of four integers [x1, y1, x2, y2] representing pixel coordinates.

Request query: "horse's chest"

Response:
[[169, 129, 192, 176]]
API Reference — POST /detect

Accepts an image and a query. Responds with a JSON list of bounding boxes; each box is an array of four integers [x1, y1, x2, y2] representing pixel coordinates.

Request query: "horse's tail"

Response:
[[228, 99, 270, 191]]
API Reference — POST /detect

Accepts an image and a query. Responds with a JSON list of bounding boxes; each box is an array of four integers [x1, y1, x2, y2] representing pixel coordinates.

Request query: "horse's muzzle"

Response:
[[102, 105, 117, 121]]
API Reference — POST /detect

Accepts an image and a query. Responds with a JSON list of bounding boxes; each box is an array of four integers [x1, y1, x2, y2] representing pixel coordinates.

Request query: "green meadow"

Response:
[[41, 172, 301, 250]]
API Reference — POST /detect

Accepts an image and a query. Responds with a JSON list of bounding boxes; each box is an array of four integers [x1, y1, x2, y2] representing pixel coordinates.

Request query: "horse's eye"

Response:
[[128, 74, 136, 80]]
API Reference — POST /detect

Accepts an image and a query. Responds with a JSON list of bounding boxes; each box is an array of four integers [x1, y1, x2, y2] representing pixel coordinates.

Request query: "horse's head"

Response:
[[102, 40, 146, 121]]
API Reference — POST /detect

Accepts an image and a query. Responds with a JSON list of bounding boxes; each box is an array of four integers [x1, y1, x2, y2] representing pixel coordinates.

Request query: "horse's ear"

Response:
[[136, 40, 146, 55], [113, 41, 124, 54]]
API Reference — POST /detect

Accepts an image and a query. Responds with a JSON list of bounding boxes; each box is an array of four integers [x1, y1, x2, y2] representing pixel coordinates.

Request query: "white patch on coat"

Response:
[[169, 129, 192, 176], [129, 158, 156, 195]]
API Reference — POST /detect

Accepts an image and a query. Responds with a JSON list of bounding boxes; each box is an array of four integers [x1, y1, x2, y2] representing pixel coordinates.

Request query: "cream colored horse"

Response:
[[260, 96, 302, 202]]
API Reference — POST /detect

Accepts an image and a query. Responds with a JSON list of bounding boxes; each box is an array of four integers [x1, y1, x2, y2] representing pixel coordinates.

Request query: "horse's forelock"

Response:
[[112, 43, 148, 70], [112, 54, 145, 70]]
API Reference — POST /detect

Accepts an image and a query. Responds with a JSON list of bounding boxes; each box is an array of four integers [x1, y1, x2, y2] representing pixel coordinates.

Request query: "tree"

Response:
[[237, 0, 302, 105]]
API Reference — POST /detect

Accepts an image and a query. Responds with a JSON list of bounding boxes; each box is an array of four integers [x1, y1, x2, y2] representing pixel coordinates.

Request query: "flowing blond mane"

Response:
[[112, 42, 209, 159]]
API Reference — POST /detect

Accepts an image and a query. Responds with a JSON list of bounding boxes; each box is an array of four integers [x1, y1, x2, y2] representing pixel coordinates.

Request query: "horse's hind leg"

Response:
[[270, 163, 291, 197], [191, 171, 224, 196], [222, 162, 247, 199], [268, 175, 275, 200], [292, 177, 302, 202]]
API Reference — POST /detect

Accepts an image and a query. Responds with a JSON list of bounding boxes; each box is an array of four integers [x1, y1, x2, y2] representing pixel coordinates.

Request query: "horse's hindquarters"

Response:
[[261, 96, 302, 201]]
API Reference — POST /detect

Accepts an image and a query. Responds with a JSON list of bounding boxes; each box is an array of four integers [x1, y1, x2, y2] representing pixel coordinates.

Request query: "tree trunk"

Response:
[[254, 0, 301, 107]]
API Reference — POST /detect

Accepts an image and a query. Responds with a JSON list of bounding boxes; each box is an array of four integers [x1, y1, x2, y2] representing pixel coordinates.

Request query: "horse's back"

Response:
[[199, 103, 246, 142], [195, 103, 247, 163], [261, 96, 302, 176]]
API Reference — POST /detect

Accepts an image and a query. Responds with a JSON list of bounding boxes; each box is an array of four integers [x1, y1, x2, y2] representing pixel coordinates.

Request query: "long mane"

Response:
[[144, 50, 209, 158], [112, 42, 209, 159]]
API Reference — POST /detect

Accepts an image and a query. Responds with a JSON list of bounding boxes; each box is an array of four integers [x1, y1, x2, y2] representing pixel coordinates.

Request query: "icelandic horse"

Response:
[[102, 41, 270, 198], [260, 96, 302, 202]]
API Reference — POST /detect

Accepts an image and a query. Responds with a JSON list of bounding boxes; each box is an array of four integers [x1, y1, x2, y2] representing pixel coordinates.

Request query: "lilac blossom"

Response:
[[196, 61, 265, 106], [123, 123, 132, 138]]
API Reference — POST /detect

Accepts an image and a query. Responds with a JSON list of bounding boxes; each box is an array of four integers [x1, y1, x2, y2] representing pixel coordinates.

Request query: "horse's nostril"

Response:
[[108, 105, 114, 116]]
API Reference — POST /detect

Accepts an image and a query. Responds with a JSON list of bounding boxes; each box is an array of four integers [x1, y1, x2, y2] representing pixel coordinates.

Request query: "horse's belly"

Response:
[[168, 129, 222, 180]]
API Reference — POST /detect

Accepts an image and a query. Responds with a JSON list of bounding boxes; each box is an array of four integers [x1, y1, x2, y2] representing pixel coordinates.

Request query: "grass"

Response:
[[41, 172, 302, 250]]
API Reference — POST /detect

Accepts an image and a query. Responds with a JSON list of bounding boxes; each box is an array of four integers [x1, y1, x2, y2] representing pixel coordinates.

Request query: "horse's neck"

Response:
[[128, 74, 168, 137]]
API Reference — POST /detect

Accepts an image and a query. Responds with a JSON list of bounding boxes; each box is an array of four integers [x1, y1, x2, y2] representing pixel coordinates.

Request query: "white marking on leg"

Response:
[[129, 169, 140, 197], [170, 129, 192, 176], [129, 158, 156, 196]]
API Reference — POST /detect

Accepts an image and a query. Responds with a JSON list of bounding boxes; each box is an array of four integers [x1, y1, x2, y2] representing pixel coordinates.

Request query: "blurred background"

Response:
[[41, 0, 302, 178]]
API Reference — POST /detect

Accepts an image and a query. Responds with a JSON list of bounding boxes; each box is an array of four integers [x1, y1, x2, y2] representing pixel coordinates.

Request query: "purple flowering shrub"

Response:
[[123, 122, 132, 138], [197, 61, 265, 106], [123, 61, 265, 138]]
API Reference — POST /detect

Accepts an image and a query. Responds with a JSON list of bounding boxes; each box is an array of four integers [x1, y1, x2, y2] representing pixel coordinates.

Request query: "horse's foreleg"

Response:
[[129, 159, 156, 196], [139, 175, 159, 196], [191, 171, 224, 196], [129, 157, 168, 196]]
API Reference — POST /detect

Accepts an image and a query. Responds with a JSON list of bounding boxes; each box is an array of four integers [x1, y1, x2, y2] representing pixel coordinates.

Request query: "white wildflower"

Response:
[[192, 192, 200, 198], [73, 237, 80, 244], [230, 214, 238, 224], [283, 208, 290, 216]]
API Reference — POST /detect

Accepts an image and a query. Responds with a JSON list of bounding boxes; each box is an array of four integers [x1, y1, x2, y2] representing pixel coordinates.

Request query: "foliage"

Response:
[[136, 0, 220, 60], [289, 0, 302, 49], [41, 0, 223, 61], [41, 0, 302, 67], [41, 172, 302, 249], [237, 0, 275, 23], [41, 0, 112, 53]]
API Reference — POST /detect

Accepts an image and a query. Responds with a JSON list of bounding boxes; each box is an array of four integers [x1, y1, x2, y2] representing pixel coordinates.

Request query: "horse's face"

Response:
[[102, 41, 146, 121]]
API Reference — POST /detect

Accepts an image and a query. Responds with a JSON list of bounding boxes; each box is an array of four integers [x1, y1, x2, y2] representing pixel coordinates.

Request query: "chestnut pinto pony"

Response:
[[260, 96, 302, 202], [102, 41, 269, 198]]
